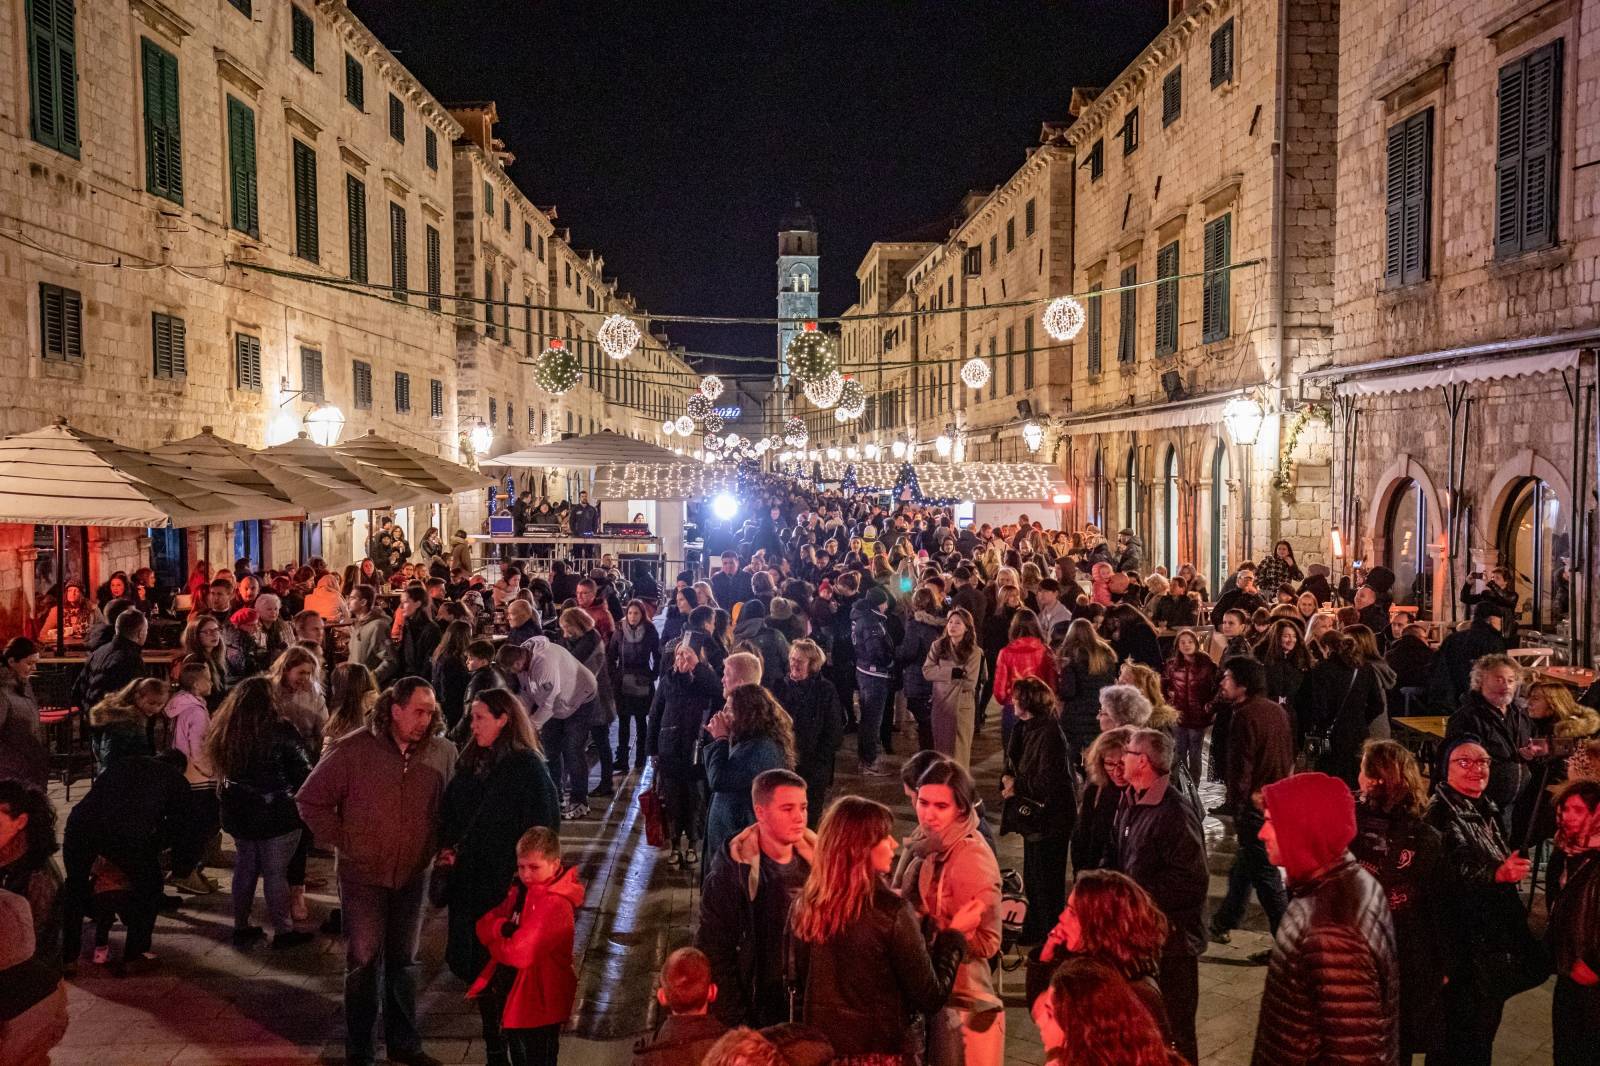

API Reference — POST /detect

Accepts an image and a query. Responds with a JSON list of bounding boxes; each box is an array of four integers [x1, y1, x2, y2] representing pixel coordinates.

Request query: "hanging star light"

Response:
[[1042, 296, 1086, 341], [533, 339, 581, 395], [699, 375, 724, 401], [783, 417, 808, 447], [674, 414, 695, 436], [704, 414, 725, 435], [686, 393, 712, 421], [597, 313, 642, 360], [804, 370, 845, 409], [838, 377, 867, 417], [785, 329, 838, 386], [961, 357, 991, 389]]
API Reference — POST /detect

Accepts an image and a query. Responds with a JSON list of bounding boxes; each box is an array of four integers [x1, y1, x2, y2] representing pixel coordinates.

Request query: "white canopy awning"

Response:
[[0, 422, 297, 527], [263, 434, 441, 511], [335, 431, 492, 496], [1060, 391, 1245, 436], [488, 431, 686, 468], [153, 428, 383, 520], [1332, 348, 1580, 398]]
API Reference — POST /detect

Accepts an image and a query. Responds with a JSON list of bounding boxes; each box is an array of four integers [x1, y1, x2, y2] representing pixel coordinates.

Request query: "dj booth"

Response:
[[468, 526, 666, 586]]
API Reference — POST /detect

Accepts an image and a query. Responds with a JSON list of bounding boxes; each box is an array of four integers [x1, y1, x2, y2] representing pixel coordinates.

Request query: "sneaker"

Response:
[[684, 848, 698, 868], [231, 926, 267, 947], [92, 945, 110, 965], [1208, 925, 1232, 945], [169, 871, 215, 895], [862, 759, 893, 778], [561, 801, 590, 820], [669, 849, 683, 868], [271, 930, 315, 950]]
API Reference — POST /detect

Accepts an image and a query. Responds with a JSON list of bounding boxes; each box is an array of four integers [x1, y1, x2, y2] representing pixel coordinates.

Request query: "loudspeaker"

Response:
[[1015, 399, 1035, 419], [1160, 370, 1187, 402]]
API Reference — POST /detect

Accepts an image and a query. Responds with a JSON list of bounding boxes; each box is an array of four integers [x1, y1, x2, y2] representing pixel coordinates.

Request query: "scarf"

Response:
[[619, 620, 649, 645], [895, 808, 980, 917]]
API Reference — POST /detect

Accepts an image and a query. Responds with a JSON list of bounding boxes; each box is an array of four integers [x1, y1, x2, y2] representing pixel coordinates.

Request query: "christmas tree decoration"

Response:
[[534, 339, 581, 395], [804, 370, 845, 409], [838, 376, 867, 418], [703, 414, 724, 435], [597, 313, 642, 360], [893, 461, 923, 503], [960, 357, 991, 389], [699, 374, 724, 400], [674, 414, 695, 436], [1042, 296, 1086, 341], [783, 417, 808, 447], [841, 463, 858, 496], [785, 330, 838, 386], [686, 393, 712, 421]]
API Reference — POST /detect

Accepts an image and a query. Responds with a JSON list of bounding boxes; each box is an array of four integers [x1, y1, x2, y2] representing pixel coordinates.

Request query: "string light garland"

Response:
[[597, 313, 642, 360], [783, 417, 808, 447], [838, 377, 867, 418], [1042, 296, 1086, 342], [804, 370, 845, 409], [960, 358, 991, 389], [699, 374, 724, 400], [686, 393, 712, 420], [786, 329, 838, 386], [534, 339, 581, 395], [674, 414, 695, 436], [703, 414, 724, 435]]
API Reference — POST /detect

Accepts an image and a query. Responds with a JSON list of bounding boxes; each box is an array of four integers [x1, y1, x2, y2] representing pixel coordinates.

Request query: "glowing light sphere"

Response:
[[674, 415, 695, 436], [960, 357, 991, 389], [704, 414, 725, 435], [723, 432, 739, 448], [864, 443, 881, 460], [597, 314, 642, 360], [467, 421, 493, 456], [1042, 296, 1086, 342], [755, 439, 770, 454], [699, 375, 724, 400], [826, 447, 842, 461], [838, 377, 867, 417], [686, 393, 712, 421], [935, 433, 953, 457], [703, 433, 722, 451], [785, 330, 838, 386], [891, 440, 908, 459], [661, 419, 676, 437], [533, 341, 581, 395], [845, 446, 859, 460], [783, 417, 808, 447], [804, 370, 845, 409]]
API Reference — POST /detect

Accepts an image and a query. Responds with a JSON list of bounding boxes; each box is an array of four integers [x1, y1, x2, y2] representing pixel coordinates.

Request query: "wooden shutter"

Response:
[[1163, 67, 1182, 125], [293, 140, 319, 262], [1155, 242, 1179, 356], [430, 379, 443, 419], [301, 347, 323, 401], [226, 97, 258, 235], [152, 313, 185, 379], [291, 6, 314, 68], [1005, 326, 1015, 393], [345, 54, 363, 108], [1087, 287, 1102, 374], [1494, 41, 1562, 256], [389, 202, 407, 299], [235, 334, 261, 391], [1024, 317, 1035, 389], [29, 0, 80, 155], [352, 360, 372, 409], [1210, 18, 1235, 87], [1385, 109, 1432, 285], [425, 225, 441, 311], [141, 39, 182, 203], [1203, 214, 1232, 342], [425, 127, 437, 170], [484, 269, 495, 335], [388, 94, 404, 142], [39, 283, 83, 362], [346, 175, 367, 282], [1118, 266, 1137, 364]]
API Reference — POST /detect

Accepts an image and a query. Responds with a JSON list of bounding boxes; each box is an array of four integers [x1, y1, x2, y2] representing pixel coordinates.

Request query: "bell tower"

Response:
[[776, 200, 819, 391]]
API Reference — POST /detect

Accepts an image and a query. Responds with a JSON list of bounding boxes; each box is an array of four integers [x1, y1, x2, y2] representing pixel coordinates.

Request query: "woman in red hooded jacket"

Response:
[[1161, 629, 1219, 786], [469, 826, 586, 1065], [993, 609, 1058, 751]]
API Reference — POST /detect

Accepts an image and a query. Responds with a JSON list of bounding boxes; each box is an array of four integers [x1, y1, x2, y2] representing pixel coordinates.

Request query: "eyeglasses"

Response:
[[1123, 750, 1149, 763], [1451, 757, 1492, 771]]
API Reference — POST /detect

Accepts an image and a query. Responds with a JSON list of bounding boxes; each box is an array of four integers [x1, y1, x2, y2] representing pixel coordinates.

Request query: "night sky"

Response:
[[349, 1, 1168, 375]]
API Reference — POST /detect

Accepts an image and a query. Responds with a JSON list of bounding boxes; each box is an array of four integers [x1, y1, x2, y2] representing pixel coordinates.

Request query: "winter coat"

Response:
[[1549, 848, 1600, 993], [993, 636, 1057, 706], [1300, 660, 1388, 787], [1150, 593, 1200, 630], [893, 820, 1003, 1014], [696, 823, 815, 1027], [89, 698, 152, 771], [163, 690, 211, 777], [76, 636, 143, 712], [569, 630, 616, 726], [610, 621, 660, 700], [1226, 696, 1296, 812], [1113, 616, 1165, 671], [1071, 780, 1126, 872], [778, 675, 844, 784], [1384, 634, 1434, 694], [1444, 691, 1532, 816], [394, 614, 442, 681], [924, 642, 982, 754], [1428, 622, 1507, 712], [1262, 659, 1307, 706], [441, 749, 561, 981], [1250, 856, 1400, 1066], [218, 720, 313, 840], [1113, 774, 1208, 956], [295, 727, 457, 889], [1162, 654, 1220, 730], [467, 865, 585, 1029], [518, 636, 599, 727], [794, 883, 967, 1058], [1460, 580, 1519, 644], [1056, 658, 1117, 751], [0, 665, 47, 789], [648, 662, 722, 775], [896, 610, 944, 701], [631, 1014, 729, 1066], [1005, 715, 1078, 841], [1254, 556, 1303, 595], [704, 735, 788, 866], [849, 600, 894, 678], [711, 571, 754, 613], [1351, 799, 1448, 1055], [1211, 588, 1267, 629], [346, 612, 395, 679], [731, 615, 789, 695], [1113, 535, 1145, 573], [431, 655, 472, 731]]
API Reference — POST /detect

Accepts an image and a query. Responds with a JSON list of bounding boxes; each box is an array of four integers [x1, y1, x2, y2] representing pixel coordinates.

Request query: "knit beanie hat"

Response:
[[1261, 772, 1357, 882], [861, 586, 891, 611], [229, 607, 258, 629], [768, 597, 795, 621], [740, 598, 767, 621]]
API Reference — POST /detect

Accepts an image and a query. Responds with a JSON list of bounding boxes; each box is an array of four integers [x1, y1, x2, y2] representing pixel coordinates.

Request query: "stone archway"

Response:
[[1365, 453, 1446, 565], [1480, 448, 1573, 542]]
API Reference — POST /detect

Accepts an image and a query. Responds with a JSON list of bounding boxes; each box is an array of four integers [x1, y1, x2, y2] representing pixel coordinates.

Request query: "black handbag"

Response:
[[1002, 793, 1049, 838]]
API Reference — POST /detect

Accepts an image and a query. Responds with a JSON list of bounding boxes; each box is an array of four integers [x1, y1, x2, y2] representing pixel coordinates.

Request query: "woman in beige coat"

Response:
[[924, 608, 983, 766]]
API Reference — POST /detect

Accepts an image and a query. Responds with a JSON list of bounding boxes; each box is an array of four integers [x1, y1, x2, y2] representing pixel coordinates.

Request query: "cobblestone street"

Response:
[[45, 712, 1557, 1065]]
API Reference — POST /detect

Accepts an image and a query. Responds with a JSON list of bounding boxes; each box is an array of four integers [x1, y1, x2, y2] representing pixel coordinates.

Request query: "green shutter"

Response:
[[40, 283, 83, 362], [235, 334, 261, 390], [425, 127, 437, 170], [1118, 266, 1137, 364], [1496, 41, 1562, 257], [226, 97, 258, 236], [293, 140, 319, 262], [1155, 242, 1179, 356], [1386, 109, 1433, 285], [1203, 214, 1232, 342], [152, 313, 185, 379], [346, 175, 367, 282], [28, 0, 80, 156], [425, 224, 441, 311], [291, 7, 314, 69], [344, 54, 363, 109], [142, 39, 182, 203], [389, 202, 407, 299]]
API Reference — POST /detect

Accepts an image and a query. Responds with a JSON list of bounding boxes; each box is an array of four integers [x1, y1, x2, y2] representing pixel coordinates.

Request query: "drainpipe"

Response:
[[1269, 0, 1292, 553]]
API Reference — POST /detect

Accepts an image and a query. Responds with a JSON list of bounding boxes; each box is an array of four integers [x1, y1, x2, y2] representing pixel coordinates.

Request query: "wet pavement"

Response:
[[45, 707, 1556, 1065]]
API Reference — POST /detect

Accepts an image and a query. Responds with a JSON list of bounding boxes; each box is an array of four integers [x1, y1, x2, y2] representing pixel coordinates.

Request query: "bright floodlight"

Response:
[[468, 420, 493, 456], [712, 493, 739, 522]]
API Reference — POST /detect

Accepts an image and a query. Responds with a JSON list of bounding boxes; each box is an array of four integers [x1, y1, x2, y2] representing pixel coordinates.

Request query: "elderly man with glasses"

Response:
[[1112, 727, 1208, 1065], [1444, 653, 1532, 831]]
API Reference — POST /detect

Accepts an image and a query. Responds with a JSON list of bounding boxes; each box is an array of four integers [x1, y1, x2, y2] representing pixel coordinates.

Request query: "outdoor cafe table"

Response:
[[1538, 666, 1597, 690]]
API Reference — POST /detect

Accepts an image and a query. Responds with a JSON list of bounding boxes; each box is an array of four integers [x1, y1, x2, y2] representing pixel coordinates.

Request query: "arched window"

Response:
[[1384, 477, 1433, 616], [1497, 477, 1568, 633], [1163, 446, 1179, 574], [1124, 447, 1139, 533], [1209, 441, 1230, 590]]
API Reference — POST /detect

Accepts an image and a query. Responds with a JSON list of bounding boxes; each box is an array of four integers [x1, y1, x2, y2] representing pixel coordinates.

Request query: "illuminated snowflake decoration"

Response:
[[699, 375, 724, 400], [1042, 296, 1086, 342], [961, 357, 991, 389], [686, 393, 712, 421], [803, 370, 845, 409], [597, 314, 642, 360]]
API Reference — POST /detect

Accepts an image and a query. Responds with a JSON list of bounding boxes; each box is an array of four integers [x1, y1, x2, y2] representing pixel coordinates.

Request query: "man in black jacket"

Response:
[[1253, 771, 1399, 1064], [851, 587, 895, 777], [76, 609, 146, 711], [1113, 728, 1208, 1065], [695, 770, 813, 1028], [710, 552, 753, 613], [1210, 569, 1266, 629], [1429, 602, 1507, 711], [1445, 653, 1531, 827]]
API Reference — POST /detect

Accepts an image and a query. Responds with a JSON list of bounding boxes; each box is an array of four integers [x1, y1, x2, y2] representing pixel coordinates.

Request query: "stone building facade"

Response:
[[1316, 0, 1599, 651], [1060, 0, 1338, 584]]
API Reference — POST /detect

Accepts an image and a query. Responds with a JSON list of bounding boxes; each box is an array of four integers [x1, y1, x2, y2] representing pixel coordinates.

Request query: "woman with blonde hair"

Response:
[[89, 676, 169, 771], [1072, 727, 1134, 872], [322, 662, 378, 747], [1513, 679, 1600, 846], [1304, 610, 1340, 664], [790, 795, 979, 1062], [693, 580, 719, 612], [702, 684, 795, 870], [268, 645, 327, 751], [1116, 661, 1178, 733]]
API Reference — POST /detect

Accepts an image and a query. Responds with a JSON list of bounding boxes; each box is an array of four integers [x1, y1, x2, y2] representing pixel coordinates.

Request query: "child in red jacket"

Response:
[[468, 827, 586, 1066]]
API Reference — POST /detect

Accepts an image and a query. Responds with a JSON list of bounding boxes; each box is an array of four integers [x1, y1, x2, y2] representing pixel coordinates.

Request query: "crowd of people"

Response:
[[2, 475, 1598, 1066]]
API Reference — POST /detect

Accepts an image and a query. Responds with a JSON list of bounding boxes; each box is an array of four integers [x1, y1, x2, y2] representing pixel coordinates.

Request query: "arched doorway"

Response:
[[1209, 441, 1230, 591], [1124, 447, 1140, 535], [1162, 446, 1179, 574], [1497, 476, 1568, 634], [1384, 477, 1433, 617]]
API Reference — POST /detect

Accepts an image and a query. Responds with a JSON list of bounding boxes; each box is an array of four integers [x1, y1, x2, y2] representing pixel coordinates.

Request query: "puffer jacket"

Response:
[[993, 636, 1057, 706], [89, 697, 152, 771], [568, 629, 616, 726], [1162, 653, 1220, 730], [1251, 856, 1398, 1065], [1056, 658, 1117, 753], [779, 674, 845, 784], [896, 610, 944, 701], [647, 661, 722, 775], [467, 865, 585, 1029], [850, 599, 894, 677]]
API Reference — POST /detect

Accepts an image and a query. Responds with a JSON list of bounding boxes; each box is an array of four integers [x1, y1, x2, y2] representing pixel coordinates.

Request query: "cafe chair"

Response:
[[1508, 647, 1555, 671]]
